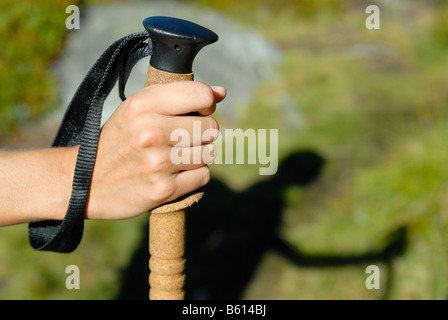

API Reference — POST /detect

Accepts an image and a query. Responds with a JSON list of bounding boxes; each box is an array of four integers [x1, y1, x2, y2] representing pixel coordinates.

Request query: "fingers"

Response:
[[86, 81, 225, 220], [170, 143, 216, 172], [168, 116, 219, 147], [139, 144, 213, 206], [211, 86, 226, 104], [138, 81, 226, 116], [172, 166, 211, 200]]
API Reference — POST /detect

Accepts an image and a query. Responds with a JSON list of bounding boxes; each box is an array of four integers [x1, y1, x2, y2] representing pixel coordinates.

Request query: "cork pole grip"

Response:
[[145, 65, 204, 300]]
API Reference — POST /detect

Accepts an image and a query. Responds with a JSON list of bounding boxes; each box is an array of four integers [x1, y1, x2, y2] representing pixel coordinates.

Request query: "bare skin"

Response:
[[0, 81, 226, 226]]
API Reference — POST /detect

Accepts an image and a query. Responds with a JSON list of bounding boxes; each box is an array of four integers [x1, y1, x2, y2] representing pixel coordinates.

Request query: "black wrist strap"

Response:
[[28, 31, 152, 253]]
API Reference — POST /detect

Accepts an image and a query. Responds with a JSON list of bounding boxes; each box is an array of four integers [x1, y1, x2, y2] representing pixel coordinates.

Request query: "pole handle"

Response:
[[142, 15, 218, 301], [146, 65, 203, 300]]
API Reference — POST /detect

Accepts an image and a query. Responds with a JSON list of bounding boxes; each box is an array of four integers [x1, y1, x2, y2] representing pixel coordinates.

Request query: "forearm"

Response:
[[0, 146, 78, 226]]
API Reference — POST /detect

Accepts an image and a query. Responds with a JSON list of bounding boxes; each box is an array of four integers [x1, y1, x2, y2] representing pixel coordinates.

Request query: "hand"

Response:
[[85, 81, 226, 220], [0, 81, 225, 226]]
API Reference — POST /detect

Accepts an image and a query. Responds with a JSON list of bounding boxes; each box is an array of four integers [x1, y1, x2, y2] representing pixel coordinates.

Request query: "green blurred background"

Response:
[[1, 0, 448, 299]]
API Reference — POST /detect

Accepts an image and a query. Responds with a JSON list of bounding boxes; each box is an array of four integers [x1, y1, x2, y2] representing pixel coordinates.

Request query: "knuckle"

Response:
[[124, 94, 146, 119], [196, 82, 215, 106], [132, 128, 164, 148], [203, 118, 219, 142], [207, 117, 219, 132], [151, 179, 176, 203], [145, 152, 170, 173]]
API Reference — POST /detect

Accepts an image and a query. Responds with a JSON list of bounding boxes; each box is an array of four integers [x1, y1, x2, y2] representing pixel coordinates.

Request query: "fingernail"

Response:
[[211, 86, 226, 94]]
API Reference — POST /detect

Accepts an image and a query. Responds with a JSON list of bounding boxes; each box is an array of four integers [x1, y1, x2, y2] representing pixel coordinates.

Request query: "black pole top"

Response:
[[143, 16, 218, 74]]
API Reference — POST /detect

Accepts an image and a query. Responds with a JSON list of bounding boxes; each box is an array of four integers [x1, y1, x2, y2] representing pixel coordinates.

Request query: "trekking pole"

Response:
[[142, 16, 218, 300]]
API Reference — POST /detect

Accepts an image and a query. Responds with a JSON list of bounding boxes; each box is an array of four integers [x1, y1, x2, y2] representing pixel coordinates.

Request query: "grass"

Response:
[[1, 0, 448, 300], [207, 0, 448, 299], [0, 0, 76, 139]]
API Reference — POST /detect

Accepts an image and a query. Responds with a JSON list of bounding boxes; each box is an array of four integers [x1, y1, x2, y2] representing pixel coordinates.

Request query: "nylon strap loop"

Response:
[[28, 31, 151, 253]]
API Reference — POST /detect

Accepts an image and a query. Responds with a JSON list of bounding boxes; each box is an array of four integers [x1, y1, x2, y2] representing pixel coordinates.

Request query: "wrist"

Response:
[[25, 146, 78, 223]]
